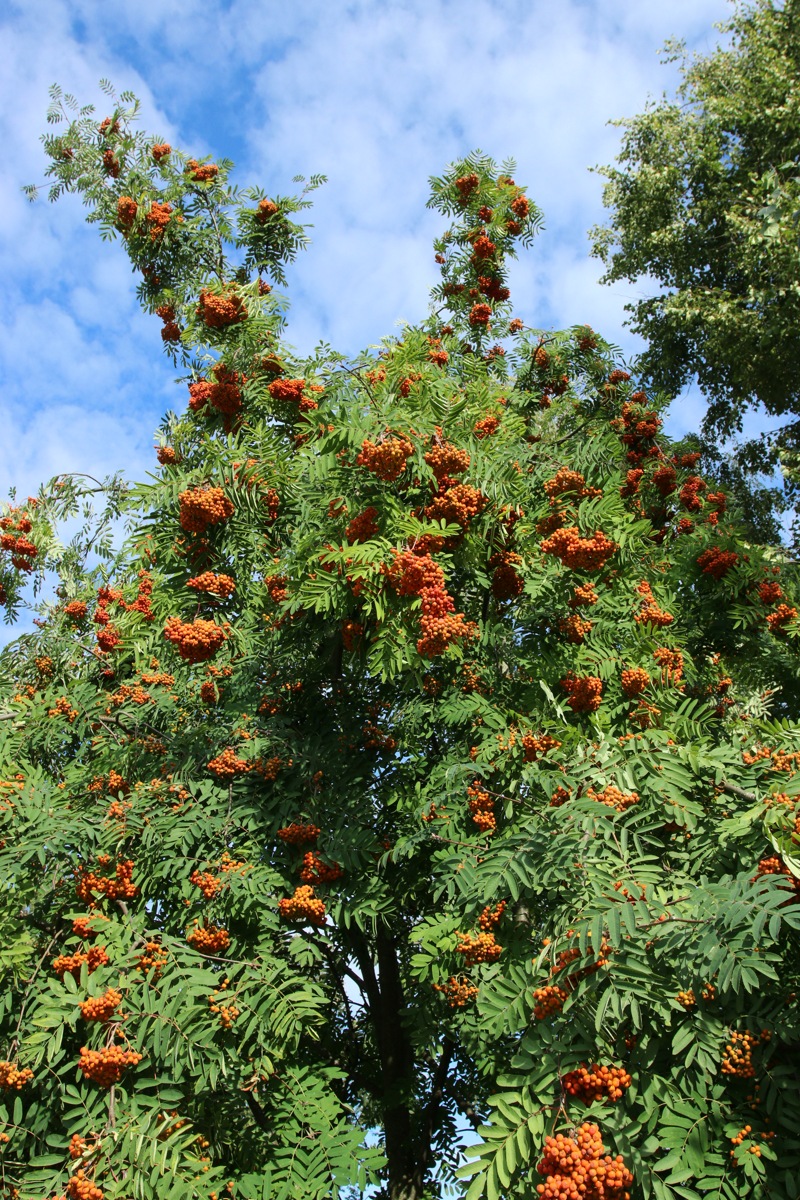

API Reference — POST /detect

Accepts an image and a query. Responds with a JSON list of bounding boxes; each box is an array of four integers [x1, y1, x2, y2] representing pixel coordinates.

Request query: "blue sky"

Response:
[[2, 0, 735, 505]]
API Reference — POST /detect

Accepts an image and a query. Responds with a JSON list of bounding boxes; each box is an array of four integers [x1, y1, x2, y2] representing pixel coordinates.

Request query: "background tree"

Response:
[[590, 0, 800, 542], [2, 84, 800, 1200]]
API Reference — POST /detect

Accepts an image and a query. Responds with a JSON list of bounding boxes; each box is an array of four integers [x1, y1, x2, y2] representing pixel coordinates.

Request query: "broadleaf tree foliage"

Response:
[[2, 83, 800, 1200], [590, 0, 800, 541]]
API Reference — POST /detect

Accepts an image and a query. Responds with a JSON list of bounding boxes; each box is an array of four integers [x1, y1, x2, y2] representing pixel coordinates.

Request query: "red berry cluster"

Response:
[[63, 600, 88, 620], [188, 364, 245, 418], [753, 855, 800, 895], [425, 482, 486, 529], [190, 869, 223, 899], [79, 988, 122, 1022], [697, 547, 739, 580], [568, 584, 598, 609], [532, 985, 569, 1020], [75, 858, 138, 903], [541, 527, 617, 571], [66, 1171, 104, 1200], [0, 506, 39, 572], [196, 287, 246, 328], [620, 668, 649, 697], [278, 885, 326, 926], [490, 550, 523, 600], [617, 396, 662, 464], [164, 617, 227, 662], [186, 923, 231, 955], [185, 158, 218, 182], [559, 614, 592, 644], [653, 647, 684, 684], [277, 822, 321, 845], [386, 549, 477, 658], [758, 580, 783, 604], [186, 571, 236, 598], [342, 619, 364, 651], [767, 603, 798, 632], [543, 469, 601, 503], [473, 414, 500, 439], [434, 976, 479, 1007], [299, 850, 344, 884], [267, 377, 322, 413], [146, 200, 182, 242], [152, 142, 171, 161], [721, 1029, 771, 1079], [536, 1123, 633, 1199], [478, 901, 506, 930], [344, 507, 379, 543], [116, 195, 137, 233], [469, 302, 492, 326], [78, 1045, 142, 1087], [455, 930, 502, 966], [0, 1061, 33, 1090], [521, 733, 561, 763], [53, 947, 110, 981], [679, 475, 707, 512], [207, 747, 253, 780], [633, 580, 673, 628], [561, 674, 603, 713], [467, 780, 495, 834], [586, 786, 639, 813], [562, 1065, 631, 1103], [652, 464, 677, 496], [424, 438, 471, 481], [178, 486, 234, 533], [357, 435, 414, 482], [454, 173, 480, 201]]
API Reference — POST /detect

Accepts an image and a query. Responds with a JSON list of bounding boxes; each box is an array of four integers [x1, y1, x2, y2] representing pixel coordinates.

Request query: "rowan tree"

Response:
[[2, 83, 800, 1200]]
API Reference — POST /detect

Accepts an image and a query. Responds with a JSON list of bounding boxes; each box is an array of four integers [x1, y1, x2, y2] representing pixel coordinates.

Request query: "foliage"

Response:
[[590, 0, 800, 538], [2, 83, 800, 1200]]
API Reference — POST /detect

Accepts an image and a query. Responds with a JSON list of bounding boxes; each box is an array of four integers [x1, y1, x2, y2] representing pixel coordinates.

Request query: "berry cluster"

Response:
[[342, 619, 364, 651], [196, 287, 246, 328], [386, 549, 477, 658], [78, 1045, 142, 1087], [634, 581, 673, 628], [586, 786, 639, 813], [152, 141, 171, 161], [72, 914, 109, 940], [277, 822, 321, 845], [207, 747, 253, 780], [0, 506, 39, 572], [620, 668, 649, 697], [753, 855, 800, 895], [186, 571, 236, 598], [455, 930, 502, 966], [48, 696, 78, 723], [469, 302, 492, 326], [473, 414, 500, 439], [66, 1171, 104, 1200], [356, 436, 414, 482], [490, 550, 523, 600], [541, 527, 617, 571], [164, 617, 227, 662], [521, 733, 561, 763], [79, 988, 122, 1022], [569, 584, 598, 609], [617, 396, 662, 464], [434, 976, 479, 1007], [536, 1123, 633, 1200], [767, 603, 798, 632], [561, 674, 603, 714], [653, 647, 684, 684], [190, 869, 223, 899], [75, 858, 137, 903], [533, 985, 569, 1019], [278, 885, 326, 926], [344, 507, 379, 543], [178, 486, 234, 533], [758, 580, 783, 605], [424, 439, 471, 481], [543, 469, 602, 503], [187, 924, 231, 955], [0, 1061, 33, 1090], [425, 482, 486, 529], [467, 780, 496, 834], [267, 377, 322, 413], [559, 614, 592, 644], [209, 981, 240, 1028], [185, 158, 219, 182], [146, 200, 182, 241], [721, 1029, 771, 1079], [478, 902, 506, 930], [188, 364, 245, 420], [63, 600, 88, 620], [136, 941, 167, 977], [696, 547, 739, 580], [652, 464, 677, 496], [52, 946, 110, 981], [562, 1065, 631, 1103], [299, 850, 344, 884]]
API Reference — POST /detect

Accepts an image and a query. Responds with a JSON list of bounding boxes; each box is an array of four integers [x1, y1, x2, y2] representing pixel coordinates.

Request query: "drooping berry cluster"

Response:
[[75, 857, 138, 903], [696, 547, 739, 580], [521, 733, 561, 763], [356, 436, 414, 482], [721, 1029, 771, 1079], [267, 377, 322, 413], [535, 1123, 633, 1199], [386, 548, 477, 658], [425, 482, 486, 529], [196, 287, 246, 328], [753, 855, 800, 895], [78, 1045, 142, 1087], [344, 507, 379, 543], [541, 527, 617, 571], [277, 822, 321, 846], [424, 439, 471, 481], [164, 617, 227, 662], [66, 1170, 104, 1200], [207, 747, 253, 780], [136, 941, 167, 977], [585, 786, 639, 813], [634, 581, 673, 628], [562, 1064, 631, 1103], [188, 365, 245, 419], [766, 603, 798, 632], [455, 930, 502, 966], [0, 1061, 33, 1090], [186, 571, 236, 598], [653, 647, 684, 684], [467, 780, 496, 834], [490, 550, 524, 600], [560, 614, 592, 643], [277, 885, 327, 926], [79, 988, 123, 1022], [299, 850, 344, 884], [186, 924, 231, 955], [532, 985, 569, 1020], [52, 945, 110, 981], [620, 668, 649, 697], [178, 486, 234, 533], [543, 469, 602, 503], [434, 976, 479, 1007], [561, 674, 603, 714]]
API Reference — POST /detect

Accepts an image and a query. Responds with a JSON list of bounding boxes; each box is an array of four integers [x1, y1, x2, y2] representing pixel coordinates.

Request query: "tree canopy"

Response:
[[2, 83, 800, 1200], [590, 0, 800, 539]]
